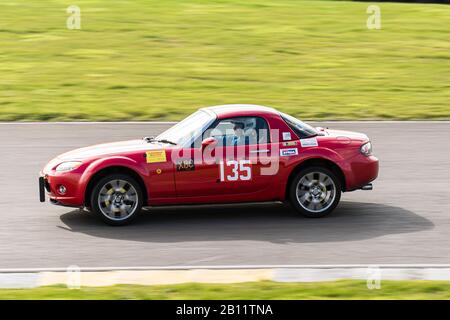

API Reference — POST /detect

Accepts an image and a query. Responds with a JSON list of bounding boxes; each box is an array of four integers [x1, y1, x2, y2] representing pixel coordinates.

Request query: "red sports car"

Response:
[[39, 105, 378, 225]]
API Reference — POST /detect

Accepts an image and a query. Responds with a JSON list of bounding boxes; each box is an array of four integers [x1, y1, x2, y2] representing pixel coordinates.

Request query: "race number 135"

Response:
[[219, 160, 252, 182]]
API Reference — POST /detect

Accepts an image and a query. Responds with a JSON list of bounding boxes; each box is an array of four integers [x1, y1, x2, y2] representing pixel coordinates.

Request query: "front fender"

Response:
[[275, 147, 350, 199], [78, 156, 149, 199], [296, 147, 349, 172]]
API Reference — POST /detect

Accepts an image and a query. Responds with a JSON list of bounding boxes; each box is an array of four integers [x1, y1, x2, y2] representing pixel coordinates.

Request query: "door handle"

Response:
[[250, 149, 270, 154]]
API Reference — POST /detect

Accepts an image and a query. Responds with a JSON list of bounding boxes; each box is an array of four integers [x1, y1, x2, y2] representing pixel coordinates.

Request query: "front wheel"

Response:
[[91, 173, 143, 226], [289, 167, 341, 218]]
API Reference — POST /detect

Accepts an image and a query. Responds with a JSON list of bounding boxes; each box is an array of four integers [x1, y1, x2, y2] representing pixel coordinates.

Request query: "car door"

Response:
[[174, 116, 277, 198]]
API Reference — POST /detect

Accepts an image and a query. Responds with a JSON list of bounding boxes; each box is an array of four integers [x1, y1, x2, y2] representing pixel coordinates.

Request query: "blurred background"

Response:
[[0, 0, 449, 121]]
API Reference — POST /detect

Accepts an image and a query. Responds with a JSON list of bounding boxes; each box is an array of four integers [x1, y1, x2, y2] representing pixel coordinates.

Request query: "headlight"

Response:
[[360, 142, 372, 156], [55, 161, 82, 172]]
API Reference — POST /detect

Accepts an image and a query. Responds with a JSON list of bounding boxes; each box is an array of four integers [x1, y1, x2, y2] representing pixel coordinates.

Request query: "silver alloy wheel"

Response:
[[295, 171, 336, 213], [98, 179, 139, 221]]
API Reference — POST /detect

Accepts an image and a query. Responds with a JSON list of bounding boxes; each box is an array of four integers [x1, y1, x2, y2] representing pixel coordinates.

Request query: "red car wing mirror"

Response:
[[201, 137, 218, 150]]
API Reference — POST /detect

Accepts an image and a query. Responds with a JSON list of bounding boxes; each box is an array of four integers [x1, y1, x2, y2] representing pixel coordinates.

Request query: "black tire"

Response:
[[90, 173, 143, 226], [289, 166, 341, 218]]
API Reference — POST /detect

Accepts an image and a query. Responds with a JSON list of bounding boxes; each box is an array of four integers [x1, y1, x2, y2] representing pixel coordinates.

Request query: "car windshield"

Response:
[[280, 112, 318, 138], [156, 110, 215, 146]]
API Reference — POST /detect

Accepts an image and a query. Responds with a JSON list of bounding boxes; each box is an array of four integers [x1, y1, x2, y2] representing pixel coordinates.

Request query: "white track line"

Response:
[[0, 121, 450, 125], [0, 121, 177, 125], [2, 264, 450, 273], [3, 265, 450, 287]]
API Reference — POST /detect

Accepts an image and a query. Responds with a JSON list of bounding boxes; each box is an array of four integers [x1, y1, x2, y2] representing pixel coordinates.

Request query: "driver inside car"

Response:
[[229, 122, 247, 146]]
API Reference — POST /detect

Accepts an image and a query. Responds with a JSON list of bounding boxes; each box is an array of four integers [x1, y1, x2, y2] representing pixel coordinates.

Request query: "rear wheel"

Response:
[[91, 174, 143, 226], [289, 167, 341, 218]]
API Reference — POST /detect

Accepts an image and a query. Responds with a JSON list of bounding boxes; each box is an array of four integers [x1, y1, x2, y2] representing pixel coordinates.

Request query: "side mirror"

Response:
[[201, 137, 218, 150]]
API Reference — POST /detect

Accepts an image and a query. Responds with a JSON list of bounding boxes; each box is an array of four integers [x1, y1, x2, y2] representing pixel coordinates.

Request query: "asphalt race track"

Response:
[[1, 122, 449, 269]]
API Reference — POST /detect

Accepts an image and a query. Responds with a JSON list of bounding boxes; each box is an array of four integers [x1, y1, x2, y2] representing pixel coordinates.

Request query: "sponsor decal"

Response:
[[176, 159, 195, 172], [282, 132, 292, 141], [282, 141, 298, 147], [300, 137, 318, 147], [280, 148, 298, 156], [146, 150, 166, 163]]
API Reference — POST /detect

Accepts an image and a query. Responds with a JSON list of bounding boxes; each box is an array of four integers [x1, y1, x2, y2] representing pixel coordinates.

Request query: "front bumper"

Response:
[[346, 154, 379, 191], [38, 172, 83, 207]]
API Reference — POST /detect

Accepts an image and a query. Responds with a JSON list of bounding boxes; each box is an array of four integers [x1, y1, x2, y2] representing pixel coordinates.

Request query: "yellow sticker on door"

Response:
[[146, 150, 166, 163]]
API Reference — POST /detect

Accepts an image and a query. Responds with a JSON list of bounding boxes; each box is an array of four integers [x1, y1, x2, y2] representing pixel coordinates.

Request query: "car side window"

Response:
[[204, 117, 270, 147]]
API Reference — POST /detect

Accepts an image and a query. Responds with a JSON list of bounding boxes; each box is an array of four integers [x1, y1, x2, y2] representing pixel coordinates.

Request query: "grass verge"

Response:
[[0, 0, 449, 121], [1, 280, 450, 299]]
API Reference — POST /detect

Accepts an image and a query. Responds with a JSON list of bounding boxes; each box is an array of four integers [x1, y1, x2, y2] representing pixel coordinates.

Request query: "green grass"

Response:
[[0, 0, 449, 121], [2, 280, 450, 299]]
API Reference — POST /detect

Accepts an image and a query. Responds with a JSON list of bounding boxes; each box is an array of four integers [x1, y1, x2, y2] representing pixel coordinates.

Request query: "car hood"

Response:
[[320, 128, 369, 143], [57, 139, 165, 161]]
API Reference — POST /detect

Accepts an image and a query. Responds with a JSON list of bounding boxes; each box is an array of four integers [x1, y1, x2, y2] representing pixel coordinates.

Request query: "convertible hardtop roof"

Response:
[[201, 104, 280, 119]]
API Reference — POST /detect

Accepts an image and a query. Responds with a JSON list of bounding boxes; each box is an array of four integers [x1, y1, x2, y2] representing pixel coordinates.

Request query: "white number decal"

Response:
[[219, 160, 252, 182], [239, 160, 251, 181], [228, 160, 239, 181]]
